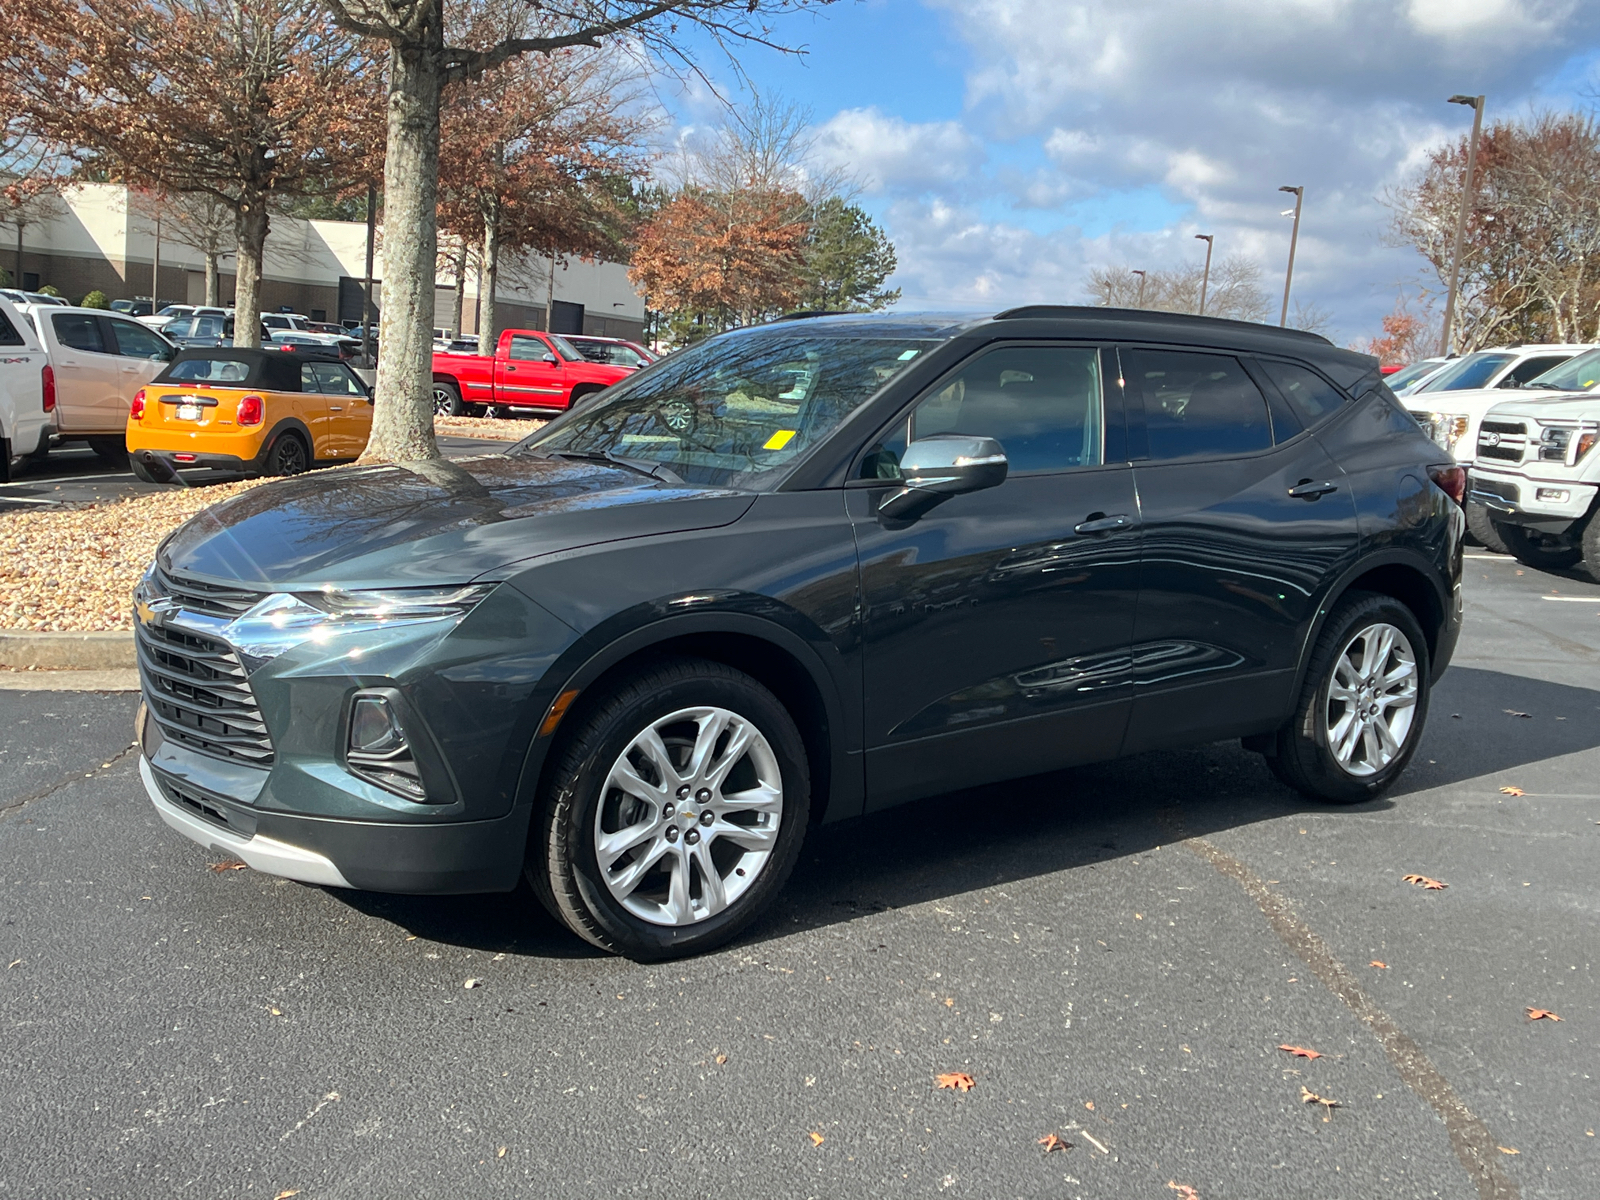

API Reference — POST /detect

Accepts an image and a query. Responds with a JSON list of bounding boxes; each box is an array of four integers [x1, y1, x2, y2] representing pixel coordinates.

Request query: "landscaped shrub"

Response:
[[80, 290, 110, 309]]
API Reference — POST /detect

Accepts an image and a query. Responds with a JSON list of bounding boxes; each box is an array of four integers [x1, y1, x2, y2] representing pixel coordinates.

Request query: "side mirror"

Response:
[[878, 434, 1008, 521], [542, 352, 559, 365]]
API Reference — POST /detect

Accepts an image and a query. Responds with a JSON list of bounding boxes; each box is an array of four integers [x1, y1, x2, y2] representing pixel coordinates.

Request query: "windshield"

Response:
[[1415, 351, 1513, 393], [517, 330, 943, 488], [1386, 359, 1445, 391], [574, 339, 648, 368], [1523, 348, 1600, 392]]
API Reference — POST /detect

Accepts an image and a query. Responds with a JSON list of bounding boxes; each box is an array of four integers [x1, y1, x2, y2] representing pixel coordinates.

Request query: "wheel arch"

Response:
[[1294, 552, 1451, 695], [528, 611, 856, 829], [260, 417, 313, 464]]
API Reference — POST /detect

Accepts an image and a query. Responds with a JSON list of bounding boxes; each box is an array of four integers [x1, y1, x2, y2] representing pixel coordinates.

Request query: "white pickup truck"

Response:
[[26, 305, 178, 462], [1470, 356, 1600, 579], [0, 295, 53, 483]]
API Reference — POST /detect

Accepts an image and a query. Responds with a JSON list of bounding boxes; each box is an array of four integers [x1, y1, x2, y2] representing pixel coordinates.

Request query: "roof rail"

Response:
[[992, 304, 1334, 345], [774, 310, 851, 321]]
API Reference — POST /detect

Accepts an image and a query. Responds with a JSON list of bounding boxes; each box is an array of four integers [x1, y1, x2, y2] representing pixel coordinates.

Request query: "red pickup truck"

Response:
[[431, 329, 634, 418]]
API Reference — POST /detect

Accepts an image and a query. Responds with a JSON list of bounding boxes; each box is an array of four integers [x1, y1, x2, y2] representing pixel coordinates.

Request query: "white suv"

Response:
[[0, 295, 52, 483], [1469, 349, 1600, 578]]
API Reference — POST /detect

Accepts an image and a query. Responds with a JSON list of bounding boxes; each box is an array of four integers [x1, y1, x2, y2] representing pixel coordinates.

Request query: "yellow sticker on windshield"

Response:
[[764, 429, 797, 450]]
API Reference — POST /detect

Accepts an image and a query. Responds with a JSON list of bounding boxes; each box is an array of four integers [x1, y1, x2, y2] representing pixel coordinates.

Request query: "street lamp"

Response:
[[1194, 234, 1214, 316], [1440, 94, 1486, 357], [1278, 186, 1303, 328], [1131, 268, 1148, 308]]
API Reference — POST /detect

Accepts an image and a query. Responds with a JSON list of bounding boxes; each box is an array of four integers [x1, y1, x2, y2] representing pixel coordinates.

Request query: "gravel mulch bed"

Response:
[[0, 480, 271, 632]]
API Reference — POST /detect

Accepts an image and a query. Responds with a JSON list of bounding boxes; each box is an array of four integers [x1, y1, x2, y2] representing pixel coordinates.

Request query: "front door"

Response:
[[1116, 346, 1363, 753], [850, 343, 1141, 809], [497, 334, 566, 408], [304, 360, 373, 459], [294, 362, 337, 460], [48, 311, 124, 434]]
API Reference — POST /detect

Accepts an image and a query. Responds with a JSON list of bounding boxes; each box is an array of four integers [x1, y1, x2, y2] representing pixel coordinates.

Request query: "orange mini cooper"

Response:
[[126, 347, 373, 482]]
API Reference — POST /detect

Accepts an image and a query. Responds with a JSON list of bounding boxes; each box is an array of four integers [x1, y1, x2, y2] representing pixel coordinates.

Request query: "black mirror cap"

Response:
[[878, 434, 1008, 521]]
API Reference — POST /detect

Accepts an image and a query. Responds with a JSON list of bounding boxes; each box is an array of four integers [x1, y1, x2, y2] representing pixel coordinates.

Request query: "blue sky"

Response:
[[661, 0, 1600, 347]]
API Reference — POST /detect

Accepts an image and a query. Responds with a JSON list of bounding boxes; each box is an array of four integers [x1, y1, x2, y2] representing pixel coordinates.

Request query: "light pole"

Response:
[[1439, 94, 1486, 356], [1278, 185, 1303, 327], [1131, 268, 1148, 308], [1194, 234, 1214, 316]]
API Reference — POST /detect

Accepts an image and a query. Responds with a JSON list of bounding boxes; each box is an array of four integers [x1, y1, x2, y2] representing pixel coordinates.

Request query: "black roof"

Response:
[[153, 346, 345, 392]]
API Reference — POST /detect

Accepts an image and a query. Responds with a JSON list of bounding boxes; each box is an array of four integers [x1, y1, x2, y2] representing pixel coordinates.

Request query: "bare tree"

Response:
[[128, 188, 236, 306], [1085, 256, 1269, 323]]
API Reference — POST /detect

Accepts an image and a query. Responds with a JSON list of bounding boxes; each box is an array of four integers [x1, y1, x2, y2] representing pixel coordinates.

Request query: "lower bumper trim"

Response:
[[141, 756, 352, 888]]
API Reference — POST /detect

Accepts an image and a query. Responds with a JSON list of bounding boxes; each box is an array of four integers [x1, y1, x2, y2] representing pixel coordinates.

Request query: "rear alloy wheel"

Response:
[[1261, 591, 1429, 804], [432, 381, 465, 417], [264, 432, 309, 477], [1464, 501, 1509, 554], [530, 658, 810, 960], [1495, 520, 1582, 572]]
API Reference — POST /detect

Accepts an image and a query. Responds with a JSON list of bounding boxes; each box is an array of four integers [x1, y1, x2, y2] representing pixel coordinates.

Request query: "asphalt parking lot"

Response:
[[1, 555, 1595, 1199]]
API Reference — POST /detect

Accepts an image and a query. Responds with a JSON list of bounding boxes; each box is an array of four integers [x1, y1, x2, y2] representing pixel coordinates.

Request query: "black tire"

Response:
[[87, 436, 128, 466], [481, 404, 504, 420], [1464, 501, 1508, 554], [568, 384, 603, 411], [529, 657, 811, 960], [1262, 591, 1430, 804], [263, 431, 310, 477], [129, 455, 159, 484], [432, 380, 465, 417], [1495, 520, 1582, 571], [1580, 515, 1600, 585]]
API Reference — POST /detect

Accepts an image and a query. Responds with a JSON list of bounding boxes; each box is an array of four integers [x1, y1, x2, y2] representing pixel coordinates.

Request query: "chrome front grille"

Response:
[[1477, 419, 1528, 463], [153, 566, 262, 618], [136, 619, 274, 765]]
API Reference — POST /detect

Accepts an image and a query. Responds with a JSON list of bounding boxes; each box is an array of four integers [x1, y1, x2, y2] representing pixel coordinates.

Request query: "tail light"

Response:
[[42, 365, 56, 412], [129, 388, 145, 420], [1428, 463, 1467, 505], [236, 394, 264, 427]]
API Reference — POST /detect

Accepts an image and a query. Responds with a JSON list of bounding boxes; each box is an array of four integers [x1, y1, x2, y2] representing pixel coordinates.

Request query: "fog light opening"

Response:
[[347, 693, 427, 801], [1536, 488, 1570, 503]]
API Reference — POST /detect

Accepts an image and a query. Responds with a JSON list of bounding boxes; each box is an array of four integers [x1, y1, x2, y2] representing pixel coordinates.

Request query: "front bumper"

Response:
[[1470, 470, 1597, 535]]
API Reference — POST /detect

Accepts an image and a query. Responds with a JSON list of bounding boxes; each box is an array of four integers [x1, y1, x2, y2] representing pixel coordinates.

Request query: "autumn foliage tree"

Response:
[[1, 0, 382, 345]]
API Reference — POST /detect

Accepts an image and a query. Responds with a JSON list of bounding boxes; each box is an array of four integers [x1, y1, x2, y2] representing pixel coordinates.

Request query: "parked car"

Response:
[[430, 328, 632, 417], [1384, 356, 1452, 394], [1400, 344, 1588, 398], [109, 298, 177, 319], [2, 288, 70, 309], [0, 295, 53, 482], [25, 305, 177, 462], [307, 322, 347, 336], [268, 330, 364, 360], [126, 346, 372, 482], [564, 334, 655, 369], [1468, 350, 1600, 575], [140, 304, 195, 329], [261, 312, 312, 334], [162, 313, 270, 348], [135, 306, 1464, 960]]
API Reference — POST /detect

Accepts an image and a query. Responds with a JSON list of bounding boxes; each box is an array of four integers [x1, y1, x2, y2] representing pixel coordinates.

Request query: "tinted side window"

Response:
[[165, 318, 194, 338], [312, 363, 366, 395], [508, 335, 549, 361], [195, 317, 224, 338], [52, 313, 106, 353], [1123, 349, 1270, 461], [109, 318, 171, 359], [1505, 355, 1567, 385], [0, 308, 22, 347], [1259, 360, 1349, 427]]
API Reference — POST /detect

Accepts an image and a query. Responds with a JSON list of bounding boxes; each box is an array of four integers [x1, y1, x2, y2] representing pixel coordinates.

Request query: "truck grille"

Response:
[[136, 620, 274, 765], [1477, 419, 1528, 463], [153, 565, 262, 617]]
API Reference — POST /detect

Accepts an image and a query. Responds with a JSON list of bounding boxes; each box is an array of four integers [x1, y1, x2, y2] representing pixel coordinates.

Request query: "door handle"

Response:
[[1287, 479, 1339, 499], [1073, 513, 1134, 535], [329, 405, 343, 411], [506, 365, 517, 372]]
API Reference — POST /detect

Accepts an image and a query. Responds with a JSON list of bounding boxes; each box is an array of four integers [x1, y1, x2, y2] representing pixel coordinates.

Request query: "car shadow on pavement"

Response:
[[332, 666, 1599, 959]]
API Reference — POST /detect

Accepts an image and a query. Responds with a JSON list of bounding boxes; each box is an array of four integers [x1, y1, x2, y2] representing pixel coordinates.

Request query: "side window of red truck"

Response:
[[507, 335, 550, 361]]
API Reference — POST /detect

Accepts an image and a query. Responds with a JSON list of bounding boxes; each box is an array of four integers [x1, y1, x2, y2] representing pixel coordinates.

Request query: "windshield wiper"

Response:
[[546, 449, 683, 484]]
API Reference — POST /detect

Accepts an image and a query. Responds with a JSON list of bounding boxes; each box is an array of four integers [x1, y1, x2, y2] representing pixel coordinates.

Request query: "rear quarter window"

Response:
[[1257, 360, 1351, 427], [0, 308, 24, 347]]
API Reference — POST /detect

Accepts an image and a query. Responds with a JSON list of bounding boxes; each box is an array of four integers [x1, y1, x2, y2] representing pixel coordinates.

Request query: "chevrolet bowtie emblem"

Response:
[[135, 597, 158, 625]]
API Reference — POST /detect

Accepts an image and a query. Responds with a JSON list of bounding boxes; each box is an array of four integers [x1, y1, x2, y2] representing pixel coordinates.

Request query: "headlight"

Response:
[[226, 583, 498, 663], [1538, 425, 1599, 466], [1424, 413, 1470, 454]]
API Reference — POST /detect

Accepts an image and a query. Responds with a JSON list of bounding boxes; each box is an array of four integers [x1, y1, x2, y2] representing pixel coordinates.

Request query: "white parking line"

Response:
[[1464, 553, 1511, 560], [1539, 595, 1600, 602], [0, 495, 61, 505]]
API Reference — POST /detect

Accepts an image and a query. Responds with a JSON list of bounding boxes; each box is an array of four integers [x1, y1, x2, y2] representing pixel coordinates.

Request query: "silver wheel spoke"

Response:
[[705, 720, 756, 789], [1325, 621, 1418, 777], [692, 842, 728, 916], [665, 849, 695, 925], [611, 757, 669, 805], [1366, 627, 1395, 679], [722, 781, 782, 813], [596, 819, 659, 868], [710, 819, 777, 852], [1372, 714, 1401, 757], [634, 727, 683, 790], [684, 709, 732, 781], [609, 839, 670, 895]]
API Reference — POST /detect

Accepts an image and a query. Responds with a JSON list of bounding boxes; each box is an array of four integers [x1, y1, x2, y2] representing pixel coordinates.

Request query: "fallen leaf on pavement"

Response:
[[1300, 1086, 1340, 1120], [1370, 961, 1388, 969], [1168, 1184, 1201, 1200], [209, 859, 248, 872], [808, 1131, 824, 1147], [497, 1146, 506, 1158], [268, 1006, 281, 1017], [1403, 873, 1448, 890], [944, 997, 954, 1007], [1499, 786, 1525, 796], [1526, 1007, 1562, 1021], [464, 978, 482, 989], [714, 1053, 728, 1065], [1278, 1044, 1323, 1060], [273, 1191, 300, 1200], [1084, 1100, 1094, 1110], [935, 1072, 975, 1092], [1038, 1133, 1070, 1153], [6, 959, 20, 969], [1498, 1146, 1519, 1155], [1503, 709, 1532, 718]]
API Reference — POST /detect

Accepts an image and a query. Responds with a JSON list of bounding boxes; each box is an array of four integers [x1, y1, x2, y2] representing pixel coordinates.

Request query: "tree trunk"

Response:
[[233, 198, 268, 349], [545, 247, 555, 331], [450, 241, 466, 337], [363, 20, 444, 464], [478, 204, 499, 357], [204, 251, 219, 307]]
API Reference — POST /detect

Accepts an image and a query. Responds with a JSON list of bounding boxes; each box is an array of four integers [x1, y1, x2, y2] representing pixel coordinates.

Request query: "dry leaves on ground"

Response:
[[1503, 709, 1533, 718], [1403, 873, 1448, 890], [1278, 1044, 1323, 1060], [807, 1131, 824, 1147], [1526, 1007, 1562, 1021], [1370, 960, 1388, 969], [272, 1191, 300, 1200], [1500, 786, 1526, 796], [1037, 1133, 1070, 1153], [1300, 1086, 1340, 1120], [433, 415, 544, 442], [0, 478, 268, 631], [1499, 1146, 1520, 1155], [1168, 1184, 1201, 1200], [208, 859, 247, 872], [935, 1072, 975, 1092]]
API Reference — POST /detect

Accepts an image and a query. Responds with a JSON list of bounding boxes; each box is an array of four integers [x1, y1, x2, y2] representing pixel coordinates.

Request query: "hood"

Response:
[[1480, 393, 1600, 424], [160, 454, 756, 589]]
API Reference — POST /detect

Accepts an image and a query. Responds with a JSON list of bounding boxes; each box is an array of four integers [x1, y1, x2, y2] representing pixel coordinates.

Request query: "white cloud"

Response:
[[813, 108, 986, 194]]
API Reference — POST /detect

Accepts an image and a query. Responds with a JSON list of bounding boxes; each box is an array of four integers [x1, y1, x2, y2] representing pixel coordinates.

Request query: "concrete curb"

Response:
[[0, 631, 136, 670], [0, 668, 140, 691]]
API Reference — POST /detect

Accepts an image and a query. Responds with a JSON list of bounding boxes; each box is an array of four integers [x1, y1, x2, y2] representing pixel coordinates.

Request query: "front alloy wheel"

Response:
[[531, 658, 810, 959]]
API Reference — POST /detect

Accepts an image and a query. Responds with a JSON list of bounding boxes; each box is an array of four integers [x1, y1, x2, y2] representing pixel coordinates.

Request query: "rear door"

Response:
[[307, 361, 372, 458], [496, 334, 565, 408], [47, 312, 124, 434], [107, 318, 173, 433], [850, 341, 1142, 808], [1118, 346, 1362, 753]]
